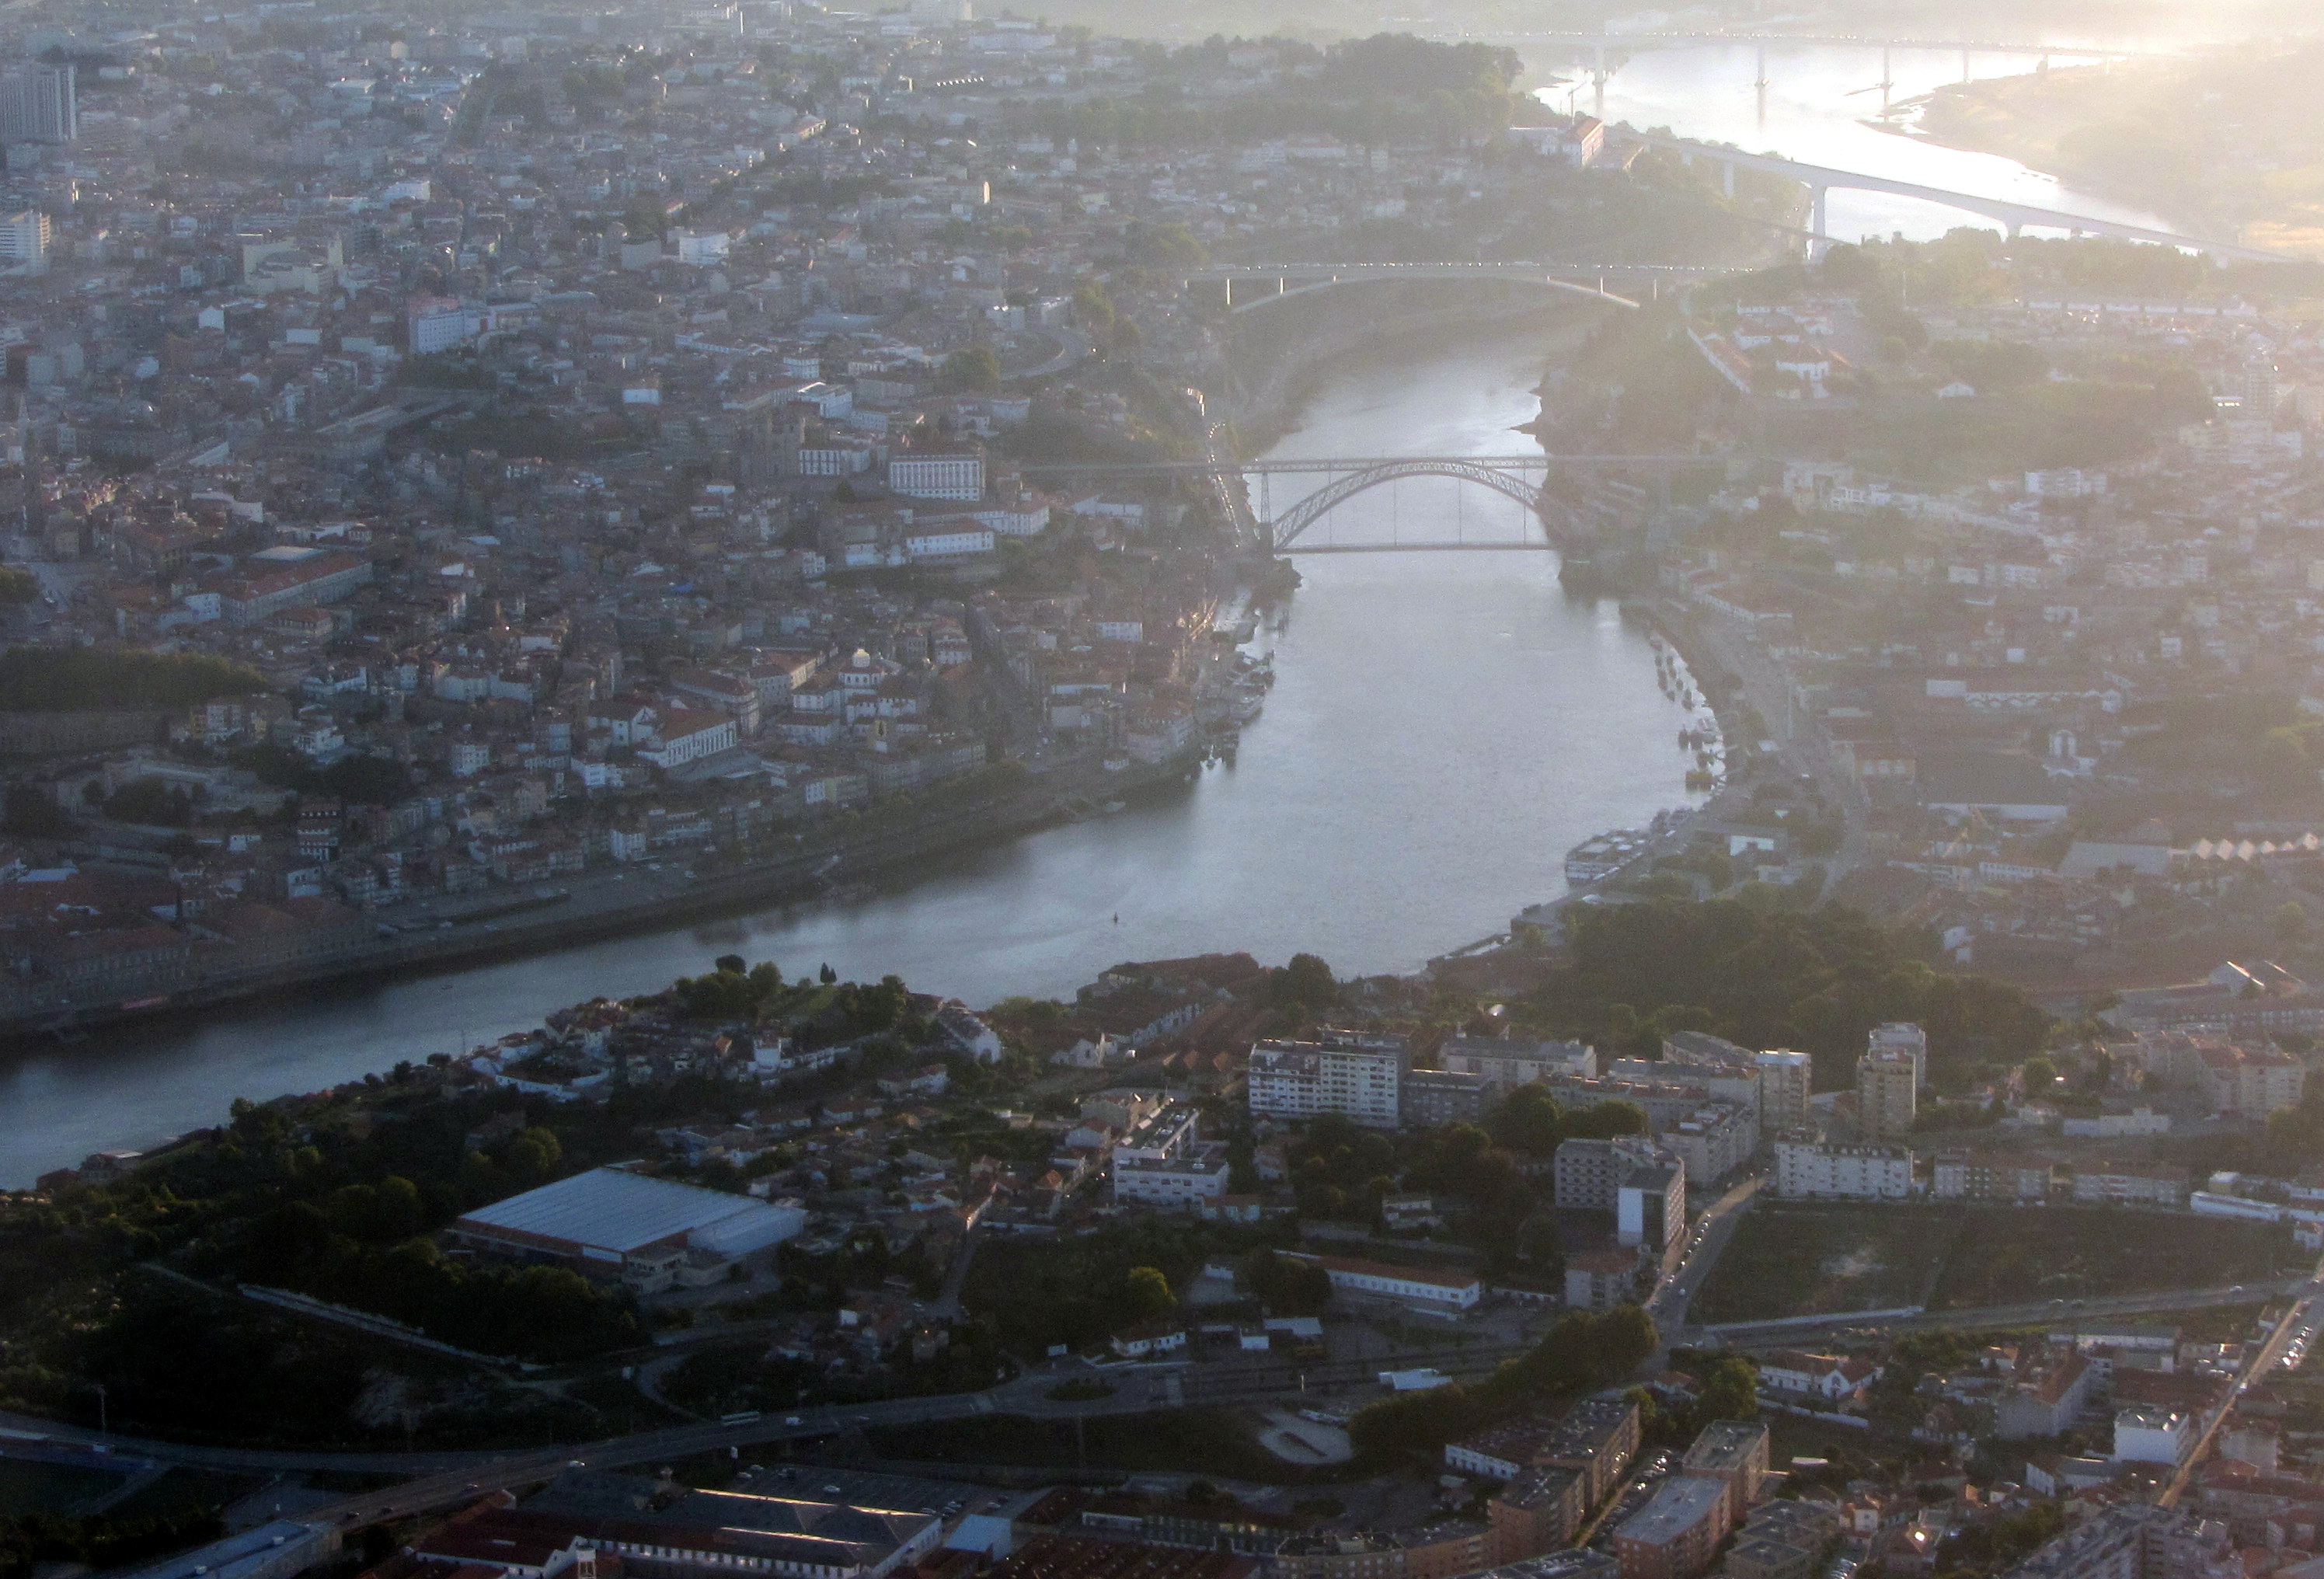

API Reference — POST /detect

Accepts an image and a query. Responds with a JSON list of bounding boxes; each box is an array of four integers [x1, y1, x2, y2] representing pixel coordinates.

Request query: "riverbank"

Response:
[[2, 325, 1706, 1190], [0, 748, 1207, 1047], [1221, 288, 1587, 453], [1903, 51, 2324, 253]]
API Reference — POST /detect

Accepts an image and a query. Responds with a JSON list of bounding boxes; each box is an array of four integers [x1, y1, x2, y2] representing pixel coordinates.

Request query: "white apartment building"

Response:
[[887, 447, 985, 500], [2116, 1406, 2195, 1466], [1113, 1142, 1232, 1208], [1775, 1141, 1915, 1200], [645, 707, 738, 768], [2200, 1044, 2305, 1118], [1246, 1032, 1406, 1128], [1554, 1135, 1664, 1209], [1437, 1035, 1596, 1089], [1660, 1103, 1757, 1184], [2071, 1164, 2190, 1208], [0, 209, 49, 270], [903, 525, 995, 560]]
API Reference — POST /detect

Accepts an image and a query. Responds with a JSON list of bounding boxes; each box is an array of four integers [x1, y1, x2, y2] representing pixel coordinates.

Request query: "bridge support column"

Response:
[[1807, 184, 1829, 260], [1722, 161, 1735, 199]]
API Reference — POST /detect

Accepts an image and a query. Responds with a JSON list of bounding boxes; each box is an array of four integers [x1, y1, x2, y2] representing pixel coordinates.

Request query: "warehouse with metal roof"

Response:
[[449, 1167, 804, 1289]]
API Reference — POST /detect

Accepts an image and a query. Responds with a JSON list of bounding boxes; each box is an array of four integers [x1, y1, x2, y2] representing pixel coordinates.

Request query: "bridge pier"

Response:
[[1807, 184, 1829, 259], [1723, 161, 1735, 199]]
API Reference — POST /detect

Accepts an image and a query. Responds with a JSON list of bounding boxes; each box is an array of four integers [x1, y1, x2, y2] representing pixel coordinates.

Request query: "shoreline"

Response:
[[7, 302, 1639, 1178], [1886, 68, 2228, 243], [0, 750, 1207, 1049]]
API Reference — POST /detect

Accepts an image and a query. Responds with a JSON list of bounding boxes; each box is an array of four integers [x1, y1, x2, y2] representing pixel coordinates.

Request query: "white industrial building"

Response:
[[1294, 1253, 1482, 1310], [451, 1166, 805, 1292]]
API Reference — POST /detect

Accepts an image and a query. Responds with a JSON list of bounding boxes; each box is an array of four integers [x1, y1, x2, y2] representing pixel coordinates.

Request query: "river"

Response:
[[0, 326, 1706, 1187], [1522, 38, 2183, 244], [3, 31, 2180, 1186]]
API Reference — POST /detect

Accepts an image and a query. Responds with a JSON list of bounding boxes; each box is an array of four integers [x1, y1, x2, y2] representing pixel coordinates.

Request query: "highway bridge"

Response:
[[1622, 131, 2289, 260], [1472, 31, 2154, 58], [1182, 260, 1696, 313]]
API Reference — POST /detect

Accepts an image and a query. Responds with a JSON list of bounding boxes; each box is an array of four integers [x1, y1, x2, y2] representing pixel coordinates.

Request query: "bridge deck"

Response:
[[1279, 540, 1555, 553], [1626, 132, 2287, 260]]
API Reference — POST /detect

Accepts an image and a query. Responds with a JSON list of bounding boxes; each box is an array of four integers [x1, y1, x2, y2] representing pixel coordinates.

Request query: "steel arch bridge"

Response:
[[1265, 458, 1559, 552]]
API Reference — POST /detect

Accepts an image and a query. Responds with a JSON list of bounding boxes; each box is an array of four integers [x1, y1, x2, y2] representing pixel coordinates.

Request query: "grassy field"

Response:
[[1926, 1210, 2297, 1310], [0, 1456, 125, 1516], [101, 1467, 263, 1522], [1692, 1203, 2302, 1326], [1690, 1204, 1956, 1325], [864, 1409, 1355, 1484]]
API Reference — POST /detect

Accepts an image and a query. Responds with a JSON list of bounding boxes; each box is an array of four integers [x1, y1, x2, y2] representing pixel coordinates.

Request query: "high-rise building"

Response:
[[0, 209, 48, 271], [1754, 1048, 1814, 1132], [1867, 1023, 1927, 1088], [1246, 1030, 1406, 1128], [1856, 1045, 1918, 1140], [0, 63, 75, 145]]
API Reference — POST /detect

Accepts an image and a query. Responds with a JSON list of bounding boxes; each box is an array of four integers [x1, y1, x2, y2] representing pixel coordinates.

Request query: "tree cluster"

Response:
[[0, 647, 267, 712], [1346, 1305, 1658, 1463]]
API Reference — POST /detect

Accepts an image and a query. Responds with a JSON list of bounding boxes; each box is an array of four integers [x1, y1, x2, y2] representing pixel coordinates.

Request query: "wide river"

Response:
[[0, 328, 1706, 1186], [1521, 37, 2183, 243], [0, 32, 2183, 1183]]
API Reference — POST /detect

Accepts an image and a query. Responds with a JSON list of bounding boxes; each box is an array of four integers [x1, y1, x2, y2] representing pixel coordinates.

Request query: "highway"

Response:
[[1695, 1277, 2318, 1347], [2162, 1268, 2324, 1506]]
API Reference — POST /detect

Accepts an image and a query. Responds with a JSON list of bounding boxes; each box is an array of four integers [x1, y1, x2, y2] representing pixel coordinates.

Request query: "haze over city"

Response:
[[9, 6, 2324, 1579]]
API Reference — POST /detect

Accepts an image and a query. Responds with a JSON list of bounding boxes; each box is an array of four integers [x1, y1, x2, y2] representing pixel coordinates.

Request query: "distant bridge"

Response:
[[1473, 31, 2156, 58], [1023, 453, 1724, 553], [1623, 131, 2288, 260], [1183, 260, 1699, 313]]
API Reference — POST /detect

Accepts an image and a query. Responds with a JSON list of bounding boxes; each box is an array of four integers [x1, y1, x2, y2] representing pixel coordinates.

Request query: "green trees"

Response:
[[939, 347, 1002, 392], [1122, 1266, 1175, 1322], [1487, 1085, 1563, 1157], [1535, 898, 2050, 1089], [0, 648, 269, 711], [1289, 1113, 1396, 1222], [1237, 1249, 1333, 1314], [1273, 953, 1340, 1015], [1345, 1305, 1660, 1465]]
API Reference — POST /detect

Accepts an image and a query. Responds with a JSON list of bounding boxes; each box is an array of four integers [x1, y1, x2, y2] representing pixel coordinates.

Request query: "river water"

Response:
[[1522, 39, 2182, 244], [0, 328, 1706, 1186], [0, 35, 2175, 1184]]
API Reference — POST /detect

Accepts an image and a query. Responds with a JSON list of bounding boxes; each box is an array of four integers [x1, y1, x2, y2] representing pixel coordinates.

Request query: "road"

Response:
[[2162, 1268, 2324, 1506], [1009, 329, 1092, 380], [1686, 602, 1869, 881], [1692, 1277, 2317, 1347], [1649, 1172, 1763, 1333], [10, 1259, 2307, 1533]]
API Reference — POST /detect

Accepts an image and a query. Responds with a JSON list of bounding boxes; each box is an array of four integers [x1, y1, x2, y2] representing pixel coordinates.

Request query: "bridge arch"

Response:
[[1267, 459, 1563, 551], [1225, 271, 1639, 316]]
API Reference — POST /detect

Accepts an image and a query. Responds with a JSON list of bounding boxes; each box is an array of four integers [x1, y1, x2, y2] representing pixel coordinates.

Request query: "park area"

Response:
[[1690, 1203, 2302, 1326], [1688, 1204, 1953, 1325]]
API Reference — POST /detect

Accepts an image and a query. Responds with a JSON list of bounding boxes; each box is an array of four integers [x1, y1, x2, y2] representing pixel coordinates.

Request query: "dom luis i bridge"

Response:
[[1021, 454, 1726, 555]]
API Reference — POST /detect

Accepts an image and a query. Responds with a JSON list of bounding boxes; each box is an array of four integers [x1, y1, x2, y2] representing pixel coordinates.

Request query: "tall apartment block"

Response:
[[1856, 1044, 1918, 1140], [1247, 1030, 1407, 1128], [0, 63, 74, 144]]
